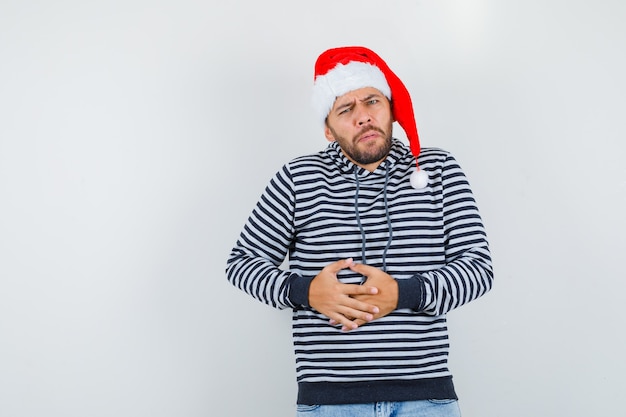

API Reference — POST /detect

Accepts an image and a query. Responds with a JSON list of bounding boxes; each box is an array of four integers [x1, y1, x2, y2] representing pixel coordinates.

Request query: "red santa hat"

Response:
[[311, 46, 428, 189]]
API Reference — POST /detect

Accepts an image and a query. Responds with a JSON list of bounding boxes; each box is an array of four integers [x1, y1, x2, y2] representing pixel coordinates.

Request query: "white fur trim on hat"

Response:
[[311, 61, 391, 125]]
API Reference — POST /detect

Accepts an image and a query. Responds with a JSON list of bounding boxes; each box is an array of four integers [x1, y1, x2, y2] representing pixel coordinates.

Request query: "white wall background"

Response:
[[1, 1, 625, 416]]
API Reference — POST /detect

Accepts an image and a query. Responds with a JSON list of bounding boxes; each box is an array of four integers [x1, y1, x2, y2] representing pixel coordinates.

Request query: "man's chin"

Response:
[[354, 142, 389, 164], [352, 150, 388, 166]]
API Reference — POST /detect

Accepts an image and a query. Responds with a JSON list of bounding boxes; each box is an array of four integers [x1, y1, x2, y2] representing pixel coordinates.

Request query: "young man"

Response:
[[226, 46, 493, 417]]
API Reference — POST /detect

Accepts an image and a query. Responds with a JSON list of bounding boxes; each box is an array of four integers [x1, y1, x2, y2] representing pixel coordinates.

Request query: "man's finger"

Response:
[[331, 310, 373, 331], [348, 262, 376, 275], [343, 283, 378, 296], [343, 318, 368, 331], [324, 257, 355, 274]]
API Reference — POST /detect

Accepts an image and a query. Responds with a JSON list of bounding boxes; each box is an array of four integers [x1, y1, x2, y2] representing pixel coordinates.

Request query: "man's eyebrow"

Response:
[[334, 93, 383, 111], [333, 98, 355, 111], [359, 93, 382, 102]]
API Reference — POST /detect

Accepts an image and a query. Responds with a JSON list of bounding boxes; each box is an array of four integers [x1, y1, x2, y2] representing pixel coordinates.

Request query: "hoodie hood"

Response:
[[325, 137, 413, 182]]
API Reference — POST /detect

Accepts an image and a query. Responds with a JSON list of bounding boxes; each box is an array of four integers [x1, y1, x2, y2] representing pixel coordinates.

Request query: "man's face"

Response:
[[324, 87, 394, 172]]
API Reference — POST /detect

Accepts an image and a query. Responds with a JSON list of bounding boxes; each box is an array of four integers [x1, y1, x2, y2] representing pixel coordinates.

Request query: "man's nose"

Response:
[[355, 105, 371, 125]]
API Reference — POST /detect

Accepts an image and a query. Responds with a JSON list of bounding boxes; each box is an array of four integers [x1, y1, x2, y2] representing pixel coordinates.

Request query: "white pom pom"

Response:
[[410, 169, 428, 189]]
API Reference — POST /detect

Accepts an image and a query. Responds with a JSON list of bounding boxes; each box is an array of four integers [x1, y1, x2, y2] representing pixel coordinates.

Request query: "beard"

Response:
[[331, 125, 393, 166]]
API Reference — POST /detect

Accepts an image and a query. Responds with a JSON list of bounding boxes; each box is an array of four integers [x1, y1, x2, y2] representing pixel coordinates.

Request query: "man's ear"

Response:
[[324, 124, 335, 142]]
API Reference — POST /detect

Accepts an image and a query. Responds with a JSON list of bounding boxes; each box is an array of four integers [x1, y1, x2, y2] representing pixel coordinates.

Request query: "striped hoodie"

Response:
[[226, 138, 493, 405]]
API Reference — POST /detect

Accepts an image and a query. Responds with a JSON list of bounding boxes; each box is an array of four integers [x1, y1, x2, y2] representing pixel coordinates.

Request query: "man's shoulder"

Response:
[[286, 148, 334, 170], [417, 147, 456, 164], [418, 146, 451, 158], [290, 150, 328, 163]]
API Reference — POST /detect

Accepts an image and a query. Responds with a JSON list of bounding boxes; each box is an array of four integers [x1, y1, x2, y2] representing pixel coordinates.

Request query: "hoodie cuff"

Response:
[[396, 275, 426, 311], [288, 273, 315, 307]]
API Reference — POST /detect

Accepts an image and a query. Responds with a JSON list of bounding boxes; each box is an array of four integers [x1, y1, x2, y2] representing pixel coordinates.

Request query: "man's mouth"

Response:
[[356, 128, 382, 143]]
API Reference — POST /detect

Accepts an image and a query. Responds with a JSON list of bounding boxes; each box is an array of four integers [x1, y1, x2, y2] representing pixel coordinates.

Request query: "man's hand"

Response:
[[345, 263, 399, 328], [309, 258, 380, 331]]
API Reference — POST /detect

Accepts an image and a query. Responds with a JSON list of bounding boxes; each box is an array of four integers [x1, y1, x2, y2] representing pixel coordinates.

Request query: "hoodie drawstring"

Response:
[[354, 169, 368, 266], [381, 167, 393, 272], [353, 167, 394, 275]]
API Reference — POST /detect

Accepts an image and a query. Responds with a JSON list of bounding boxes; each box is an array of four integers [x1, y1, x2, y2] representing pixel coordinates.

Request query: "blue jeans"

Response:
[[296, 400, 461, 417]]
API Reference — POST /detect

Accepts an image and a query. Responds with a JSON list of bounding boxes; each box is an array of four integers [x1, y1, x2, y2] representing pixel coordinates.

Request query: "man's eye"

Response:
[[368, 99, 379, 105], [338, 108, 351, 115]]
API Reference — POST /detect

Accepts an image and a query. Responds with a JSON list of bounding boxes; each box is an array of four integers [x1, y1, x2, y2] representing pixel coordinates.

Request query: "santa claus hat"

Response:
[[311, 46, 428, 189]]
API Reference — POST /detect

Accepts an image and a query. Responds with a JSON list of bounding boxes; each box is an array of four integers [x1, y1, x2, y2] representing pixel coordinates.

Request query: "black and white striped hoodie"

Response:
[[226, 138, 493, 405]]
